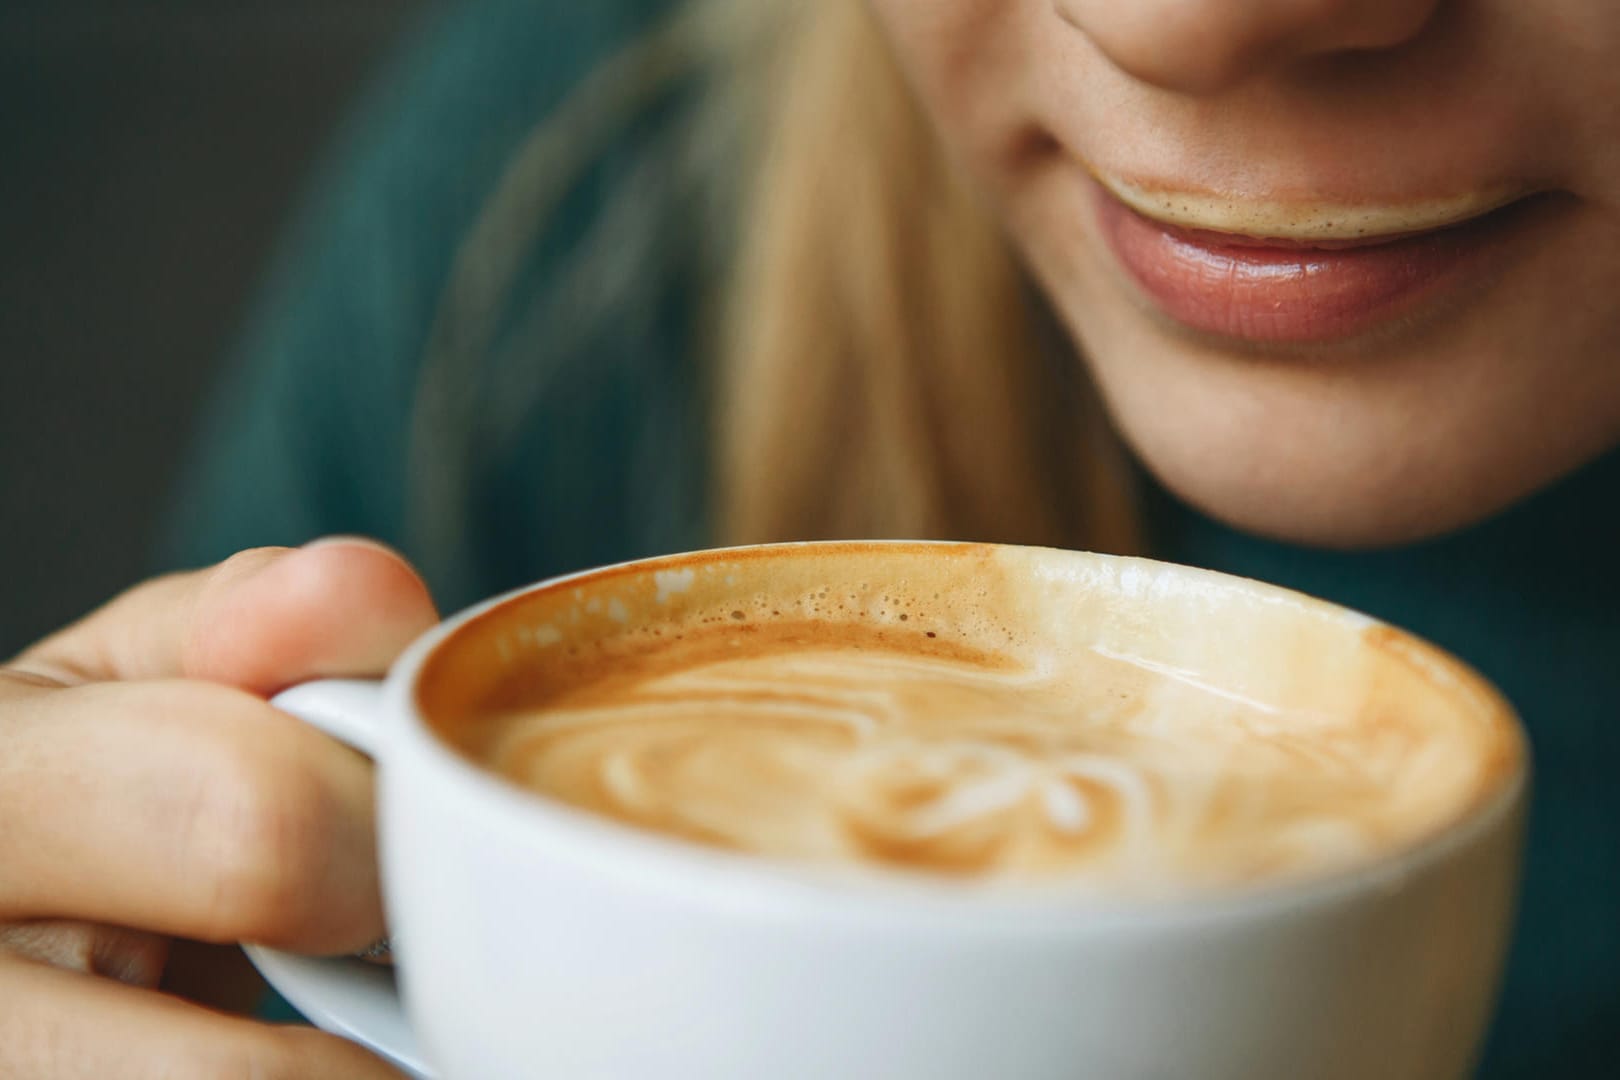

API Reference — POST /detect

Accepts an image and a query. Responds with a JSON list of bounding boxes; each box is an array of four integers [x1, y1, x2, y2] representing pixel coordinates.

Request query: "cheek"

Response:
[[863, 0, 1046, 178]]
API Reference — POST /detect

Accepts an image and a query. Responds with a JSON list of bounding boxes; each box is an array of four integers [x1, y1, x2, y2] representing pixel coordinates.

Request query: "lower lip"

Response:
[[1093, 181, 1527, 345]]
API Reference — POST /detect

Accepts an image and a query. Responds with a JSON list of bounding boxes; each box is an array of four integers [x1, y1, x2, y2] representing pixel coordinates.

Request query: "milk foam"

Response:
[[1097, 173, 1528, 241], [420, 545, 1520, 893]]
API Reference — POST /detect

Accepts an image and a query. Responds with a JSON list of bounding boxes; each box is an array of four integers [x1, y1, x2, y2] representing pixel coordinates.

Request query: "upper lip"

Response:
[[1091, 169, 1535, 244]]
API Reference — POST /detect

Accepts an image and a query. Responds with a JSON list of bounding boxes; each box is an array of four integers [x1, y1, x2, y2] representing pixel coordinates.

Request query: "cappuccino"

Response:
[[419, 543, 1518, 894]]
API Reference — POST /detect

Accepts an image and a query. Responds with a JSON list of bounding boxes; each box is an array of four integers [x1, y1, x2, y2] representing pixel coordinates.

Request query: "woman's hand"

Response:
[[0, 540, 438, 1077]]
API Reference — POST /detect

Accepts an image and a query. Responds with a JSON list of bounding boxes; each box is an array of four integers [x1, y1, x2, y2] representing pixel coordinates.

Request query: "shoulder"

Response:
[[163, 0, 708, 593], [342, 0, 681, 201], [369, 0, 714, 596], [214, 0, 688, 426], [288, 0, 686, 332]]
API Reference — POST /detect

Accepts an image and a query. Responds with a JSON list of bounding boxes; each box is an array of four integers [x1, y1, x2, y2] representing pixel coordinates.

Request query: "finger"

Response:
[[0, 920, 169, 987], [0, 954, 406, 1080], [13, 538, 438, 694], [0, 678, 382, 954]]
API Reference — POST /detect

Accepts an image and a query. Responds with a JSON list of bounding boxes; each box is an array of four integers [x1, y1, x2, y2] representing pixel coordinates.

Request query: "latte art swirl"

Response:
[[421, 545, 1518, 893], [481, 639, 1483, 888]]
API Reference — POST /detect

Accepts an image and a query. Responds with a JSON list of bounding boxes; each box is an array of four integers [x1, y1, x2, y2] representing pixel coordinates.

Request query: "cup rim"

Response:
[[379, 540, 1528, 933]]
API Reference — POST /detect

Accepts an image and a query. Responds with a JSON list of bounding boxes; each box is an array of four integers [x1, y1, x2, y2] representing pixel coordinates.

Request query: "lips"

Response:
[[1090, 176, 1539, 345]]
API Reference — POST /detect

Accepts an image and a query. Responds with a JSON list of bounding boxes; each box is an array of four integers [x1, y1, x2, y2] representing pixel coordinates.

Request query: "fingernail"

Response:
[[300, 535, 407, 560]]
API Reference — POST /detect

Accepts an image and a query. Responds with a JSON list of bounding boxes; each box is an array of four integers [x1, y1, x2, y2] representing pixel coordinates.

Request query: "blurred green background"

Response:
[[0, 0, 432, 656]]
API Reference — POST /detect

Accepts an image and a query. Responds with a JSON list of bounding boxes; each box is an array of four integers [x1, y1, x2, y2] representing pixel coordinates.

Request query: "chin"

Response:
[[1126, 431, 1518, 551], [1063, 305, 1610, 552]]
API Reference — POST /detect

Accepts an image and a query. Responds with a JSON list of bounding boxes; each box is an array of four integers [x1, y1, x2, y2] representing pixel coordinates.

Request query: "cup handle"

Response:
[[253, 678, 431, 1077], [271, 679, 387, 757]]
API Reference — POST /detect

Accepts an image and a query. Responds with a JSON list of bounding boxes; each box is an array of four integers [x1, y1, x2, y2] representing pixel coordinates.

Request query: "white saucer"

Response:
[[244, 946, 434, 1078]]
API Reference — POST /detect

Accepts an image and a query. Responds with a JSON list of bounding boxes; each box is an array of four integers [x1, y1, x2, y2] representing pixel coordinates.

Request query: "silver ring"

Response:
[[353, 937, 393, 962]]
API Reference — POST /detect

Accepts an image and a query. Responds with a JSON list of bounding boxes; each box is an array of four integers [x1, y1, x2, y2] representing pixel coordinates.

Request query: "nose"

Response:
[[1053, 0, 1446, 95]]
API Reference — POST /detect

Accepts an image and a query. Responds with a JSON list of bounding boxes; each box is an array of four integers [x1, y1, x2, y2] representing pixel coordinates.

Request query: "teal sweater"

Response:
[[164, 2, 1619, 1074]]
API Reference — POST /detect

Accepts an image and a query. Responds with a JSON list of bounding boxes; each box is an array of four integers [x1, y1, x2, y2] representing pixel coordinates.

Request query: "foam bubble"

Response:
[[1100, 173, 1528, 241], [654, 567, 696, 603]]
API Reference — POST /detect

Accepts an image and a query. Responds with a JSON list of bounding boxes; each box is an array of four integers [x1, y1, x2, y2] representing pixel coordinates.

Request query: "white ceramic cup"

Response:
[[258, 542, 1526, 1080]]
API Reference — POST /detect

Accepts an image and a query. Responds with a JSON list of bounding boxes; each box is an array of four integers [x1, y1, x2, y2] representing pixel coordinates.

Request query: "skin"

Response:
[[0, 540, 436, 1077], [868, 0, 1620, 547], [8, 3, 1620, 1072]]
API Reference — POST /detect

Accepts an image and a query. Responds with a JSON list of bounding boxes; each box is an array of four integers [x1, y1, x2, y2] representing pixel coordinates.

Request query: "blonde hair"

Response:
[[409, 0, 1136, 588], [717, 0, 1136, 551]]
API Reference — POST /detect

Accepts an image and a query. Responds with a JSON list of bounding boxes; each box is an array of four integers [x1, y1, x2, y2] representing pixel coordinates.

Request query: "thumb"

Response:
[[16, 538, 439, 695]]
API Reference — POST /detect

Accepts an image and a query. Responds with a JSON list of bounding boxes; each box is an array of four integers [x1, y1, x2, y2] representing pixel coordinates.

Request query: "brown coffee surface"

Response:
[[420, 544, 1520, 892]]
